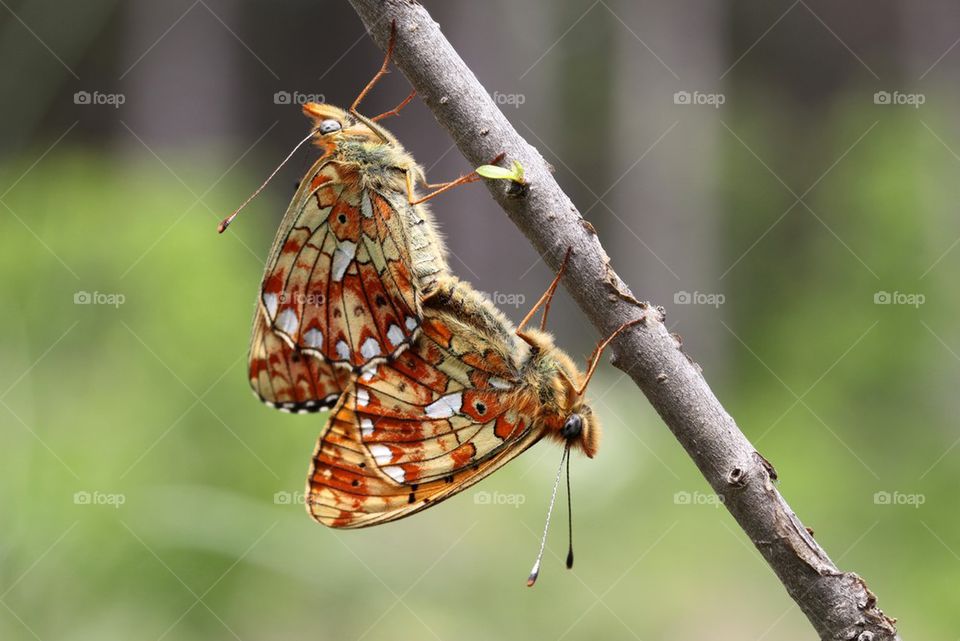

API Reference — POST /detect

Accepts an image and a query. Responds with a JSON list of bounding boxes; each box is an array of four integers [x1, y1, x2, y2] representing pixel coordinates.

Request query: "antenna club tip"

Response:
[[217, 220, 229, 234], [566, 550, 574, 569], [526, 558, 541, 587]]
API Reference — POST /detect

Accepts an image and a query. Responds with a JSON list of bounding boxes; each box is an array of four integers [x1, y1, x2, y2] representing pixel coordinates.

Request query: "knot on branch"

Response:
[[726, 466, 746, 488]]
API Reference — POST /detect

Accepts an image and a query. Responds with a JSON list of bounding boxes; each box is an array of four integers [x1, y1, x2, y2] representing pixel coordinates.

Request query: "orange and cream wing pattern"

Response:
[[306, 293, 542, 528], [257, 157, 423, 373], [248, 304, 350, 413]]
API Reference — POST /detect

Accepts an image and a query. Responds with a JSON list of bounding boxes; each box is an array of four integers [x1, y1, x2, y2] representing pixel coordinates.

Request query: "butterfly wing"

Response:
[[248, 303, 348, 412], [306, 281, 544, 528], [257, 157, 425, 372]]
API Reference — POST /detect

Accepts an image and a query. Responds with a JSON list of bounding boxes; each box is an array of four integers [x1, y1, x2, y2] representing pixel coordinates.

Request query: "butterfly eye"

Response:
[[561, 414, 583, 439], [318, 119, 342, 134]]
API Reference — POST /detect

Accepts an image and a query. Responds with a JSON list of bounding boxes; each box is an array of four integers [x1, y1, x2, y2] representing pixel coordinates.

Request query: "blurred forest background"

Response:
[[1, 1, 958, 639]]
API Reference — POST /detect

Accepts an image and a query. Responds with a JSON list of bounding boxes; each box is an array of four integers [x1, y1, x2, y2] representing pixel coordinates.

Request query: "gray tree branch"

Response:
[[346, 1, 900, 639]]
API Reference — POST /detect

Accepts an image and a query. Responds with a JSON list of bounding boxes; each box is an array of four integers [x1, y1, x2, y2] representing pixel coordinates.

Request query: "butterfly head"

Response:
[[302, 102, 398, 150], [558, 404, 599, 458], [555, 356, 601, 459], [525, 330, 601, 459]]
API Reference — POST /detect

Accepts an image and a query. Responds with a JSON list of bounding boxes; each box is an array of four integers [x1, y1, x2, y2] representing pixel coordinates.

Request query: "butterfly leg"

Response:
[[405, 152, 506, 205], [349, 22, 417, 139], [515, 248, 573, 346], [372, 89, 417, 122], [350, 21, 398, 115], [405, 170, 482, 205], [575, 318, 645, 395]]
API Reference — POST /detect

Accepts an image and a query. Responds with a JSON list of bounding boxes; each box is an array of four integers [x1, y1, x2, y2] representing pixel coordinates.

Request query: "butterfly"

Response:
[[305, 261, 626, 524], [222, 27, 481, 415], [221, 23, 640, 584], [307, 256, 640, 584]]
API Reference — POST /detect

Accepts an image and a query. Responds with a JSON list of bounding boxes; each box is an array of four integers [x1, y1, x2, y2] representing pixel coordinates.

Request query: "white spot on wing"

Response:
[[369, 444, 392, 465], [277, 309, 298, 335], [386, 324, 404, 347], [360, 337, 381, 360], [425, 392, 463, 419], [383, 466, 405, 484], [331, 240, 357, 282], [360, 418, 374, 438], [356, 388, 369, 407], [361, 192, 373, 218], [360, 367, 377, 382], [304, 328, 323, 348], [405, 316, 417, 331], [336, 340, 351, 360], [263, 293, 279, 318]]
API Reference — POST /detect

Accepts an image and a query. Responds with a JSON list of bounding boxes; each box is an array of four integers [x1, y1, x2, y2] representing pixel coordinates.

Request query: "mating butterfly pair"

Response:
[[222, 26, 638, 583]]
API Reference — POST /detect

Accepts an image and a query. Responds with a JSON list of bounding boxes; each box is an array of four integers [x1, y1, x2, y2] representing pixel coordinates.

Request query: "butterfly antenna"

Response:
[[527, 444, 569, 587], [565, 445, 574, 570], [217, 129, 317, 233]]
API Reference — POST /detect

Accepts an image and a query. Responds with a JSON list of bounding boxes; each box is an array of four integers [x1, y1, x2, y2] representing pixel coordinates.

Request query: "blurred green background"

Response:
[[1, 1, 957, 639]]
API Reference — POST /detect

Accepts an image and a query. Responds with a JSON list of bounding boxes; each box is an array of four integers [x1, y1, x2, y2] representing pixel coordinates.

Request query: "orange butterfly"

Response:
[[222, 28, 480, 414], [222, 24, 639, 584], [308, 254, 639, 584], [307, 262, 637, 526]]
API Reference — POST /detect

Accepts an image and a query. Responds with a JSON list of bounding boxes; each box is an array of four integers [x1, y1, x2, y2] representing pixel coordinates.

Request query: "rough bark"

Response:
[[345, 1, 900, 639]]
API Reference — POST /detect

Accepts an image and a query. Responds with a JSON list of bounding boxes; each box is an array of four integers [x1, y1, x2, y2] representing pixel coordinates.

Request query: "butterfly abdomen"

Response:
[[381, 192, 449, 294]]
